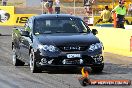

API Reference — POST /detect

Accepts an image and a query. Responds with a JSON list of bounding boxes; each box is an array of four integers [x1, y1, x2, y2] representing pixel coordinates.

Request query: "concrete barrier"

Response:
[[90, 26, 132, 57]]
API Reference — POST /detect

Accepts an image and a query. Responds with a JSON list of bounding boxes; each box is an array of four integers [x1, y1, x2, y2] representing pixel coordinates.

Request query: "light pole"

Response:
[[74, 0, 76, 15], [112, 0, 114, 9], [41, 1, 44, 14]]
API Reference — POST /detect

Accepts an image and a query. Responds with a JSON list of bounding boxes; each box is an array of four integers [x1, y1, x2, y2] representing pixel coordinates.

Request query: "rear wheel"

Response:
[[12, 45, 24, 66], [29, 49, 42, 73]]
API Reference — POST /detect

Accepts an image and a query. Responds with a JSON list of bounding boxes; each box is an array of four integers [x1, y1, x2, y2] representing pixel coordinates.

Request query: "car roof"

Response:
[[34, 14, 81, 20]]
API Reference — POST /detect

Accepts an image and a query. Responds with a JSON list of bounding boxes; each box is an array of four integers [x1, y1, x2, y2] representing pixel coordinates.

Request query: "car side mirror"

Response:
[[21, 31, 29, 37], [92, 29, 98, 35]]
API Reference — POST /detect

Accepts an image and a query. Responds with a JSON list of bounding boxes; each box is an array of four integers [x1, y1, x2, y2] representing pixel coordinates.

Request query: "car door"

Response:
[[20, 18, 33, 63]]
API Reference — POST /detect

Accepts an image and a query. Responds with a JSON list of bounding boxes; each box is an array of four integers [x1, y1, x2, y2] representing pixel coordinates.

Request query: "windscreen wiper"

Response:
[[43, 31, 52, 34], [35, 31, 52, 35], [55, 31, 65, 33]]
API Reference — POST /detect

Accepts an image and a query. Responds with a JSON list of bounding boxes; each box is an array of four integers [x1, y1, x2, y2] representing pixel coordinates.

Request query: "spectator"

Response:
[[85, 6, 92, 16], [95, 5, 112, 25], [128, 4, 132, 17], [41, 0, 48, 14], [55, 0, 60, 14], [2, 0, 8, 6], [47, 0, 53, 14], [111, 0, 126, 29]]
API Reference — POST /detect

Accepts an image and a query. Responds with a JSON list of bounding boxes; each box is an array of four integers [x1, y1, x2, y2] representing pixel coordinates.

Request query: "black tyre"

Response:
[[29, 49, 42, 73], [12, 45, 25, 66], [91, 64, 104, 73]]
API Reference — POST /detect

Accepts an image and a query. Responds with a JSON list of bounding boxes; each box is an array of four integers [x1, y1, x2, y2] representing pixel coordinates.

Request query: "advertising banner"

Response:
[[0, 6, 14, 26], [14, 14, 36, 26], [0, 6, 36, 26]]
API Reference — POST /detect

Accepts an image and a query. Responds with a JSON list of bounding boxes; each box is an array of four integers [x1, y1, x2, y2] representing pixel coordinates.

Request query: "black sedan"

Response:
[[12, 14, 104, 73]]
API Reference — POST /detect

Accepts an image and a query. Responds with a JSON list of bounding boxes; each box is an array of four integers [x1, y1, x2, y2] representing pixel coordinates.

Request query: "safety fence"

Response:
[[1, 6, 132, 26]]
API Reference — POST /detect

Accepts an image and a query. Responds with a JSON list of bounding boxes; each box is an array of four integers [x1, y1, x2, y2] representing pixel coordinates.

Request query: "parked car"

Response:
[[12, 14, 104, 73]]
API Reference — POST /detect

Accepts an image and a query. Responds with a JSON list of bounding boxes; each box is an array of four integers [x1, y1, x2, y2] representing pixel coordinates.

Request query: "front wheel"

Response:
[[12, 45, 24, 66], [29, 49, 42, 73]]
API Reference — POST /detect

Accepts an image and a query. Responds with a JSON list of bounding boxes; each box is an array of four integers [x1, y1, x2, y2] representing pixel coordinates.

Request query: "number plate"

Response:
[[67, 54, 81, 58], [62, 59, 80, 64]]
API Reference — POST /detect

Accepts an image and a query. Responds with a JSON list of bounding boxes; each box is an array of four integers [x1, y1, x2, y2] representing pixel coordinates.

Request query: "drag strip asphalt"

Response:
[[0, 26, 132, 88]]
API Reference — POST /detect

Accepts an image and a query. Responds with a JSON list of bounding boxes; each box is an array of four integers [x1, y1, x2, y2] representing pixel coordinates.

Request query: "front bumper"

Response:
[[34, 49, 104, 67]]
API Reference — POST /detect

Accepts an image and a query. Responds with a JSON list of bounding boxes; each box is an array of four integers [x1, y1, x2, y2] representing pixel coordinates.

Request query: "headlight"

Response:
[[88, 43, 103, 52], [38, 45, 58, 52]]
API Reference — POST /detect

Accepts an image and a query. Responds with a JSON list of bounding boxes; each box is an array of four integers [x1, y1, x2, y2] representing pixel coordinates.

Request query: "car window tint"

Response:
[[34, 18, 90, 34]]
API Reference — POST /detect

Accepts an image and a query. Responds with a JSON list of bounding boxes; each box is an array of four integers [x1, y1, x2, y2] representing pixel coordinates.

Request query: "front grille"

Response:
[[58, 46, 88, 51]]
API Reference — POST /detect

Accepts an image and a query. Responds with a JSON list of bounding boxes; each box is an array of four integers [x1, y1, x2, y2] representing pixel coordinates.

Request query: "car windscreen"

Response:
[[33, 18, 90, 34]]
